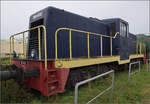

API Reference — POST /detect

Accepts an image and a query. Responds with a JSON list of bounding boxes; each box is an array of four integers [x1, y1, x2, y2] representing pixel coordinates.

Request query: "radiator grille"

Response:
[[28, 19, 43, 59]]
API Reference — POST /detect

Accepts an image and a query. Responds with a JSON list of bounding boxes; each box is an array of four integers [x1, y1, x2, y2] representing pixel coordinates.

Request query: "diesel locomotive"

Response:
[[0, 6, 145, 96]]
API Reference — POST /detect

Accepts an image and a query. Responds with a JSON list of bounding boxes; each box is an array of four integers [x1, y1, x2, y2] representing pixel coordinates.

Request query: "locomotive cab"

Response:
[[119, 20, 129, 60], [102, 18, 129, 60]]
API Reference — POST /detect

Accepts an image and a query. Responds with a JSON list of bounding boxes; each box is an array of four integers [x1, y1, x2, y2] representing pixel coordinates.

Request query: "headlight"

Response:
[[31, 52, 34, 58], [31, 49, 36, 58]]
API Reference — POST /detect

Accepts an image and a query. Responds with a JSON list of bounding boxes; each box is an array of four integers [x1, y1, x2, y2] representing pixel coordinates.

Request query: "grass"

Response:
[[0, 57, 10, 65], [0, 57, 150, 103]]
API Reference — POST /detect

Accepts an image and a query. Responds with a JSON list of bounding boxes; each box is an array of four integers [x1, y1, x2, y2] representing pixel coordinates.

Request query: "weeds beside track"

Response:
[[0, 58, 150, 103]]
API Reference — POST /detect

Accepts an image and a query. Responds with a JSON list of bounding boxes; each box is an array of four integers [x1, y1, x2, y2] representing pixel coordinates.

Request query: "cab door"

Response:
[[120, 22, 129, 60]]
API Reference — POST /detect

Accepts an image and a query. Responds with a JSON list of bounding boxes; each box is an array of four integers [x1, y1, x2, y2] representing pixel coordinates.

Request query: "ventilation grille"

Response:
[[28, 19, 43, 58]]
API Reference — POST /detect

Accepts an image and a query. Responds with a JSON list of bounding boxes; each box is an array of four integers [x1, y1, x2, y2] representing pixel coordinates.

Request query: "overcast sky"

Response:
[[1, 1, 149, 40]]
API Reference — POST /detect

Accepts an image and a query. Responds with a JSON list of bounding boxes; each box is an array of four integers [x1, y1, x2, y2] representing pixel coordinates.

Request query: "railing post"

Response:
[[110, 71, 114, 102], [128, 61, 141, 82], [147, 60, 148, 72], [42, 26, 47, 70], [74, 70, 114, 104], [55, 30, 58, 60], [38, 28, 41, 60], [149, 61, 150, 72], [9, 25, 47, 64], [138, 61, 141, 76], [12, 36, 14, 52], [9, 36, 12, 64], [74, 84, 79, 104], [146, 59, 150, 72], [22, 33, 26, 58], [87, 32, 90, 58], [110, 37, 112, 56], [24, 34, 26, 58], [140, 42, 142, 54], [101, 35, 103, 57], [54, 28, 119, 61], [136, 41, 138, 54], [69, 30, 72, 60], [128, 63, 131, 82]]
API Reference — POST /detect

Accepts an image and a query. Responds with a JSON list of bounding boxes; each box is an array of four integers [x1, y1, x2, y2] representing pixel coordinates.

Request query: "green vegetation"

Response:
[[0, 58, 150, 103], [0, 57, 10, 65], [137, 34, 150, 49]]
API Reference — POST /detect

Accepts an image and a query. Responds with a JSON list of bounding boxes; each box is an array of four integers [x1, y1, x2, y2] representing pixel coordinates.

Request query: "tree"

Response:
[[136, 34, 150, 49]]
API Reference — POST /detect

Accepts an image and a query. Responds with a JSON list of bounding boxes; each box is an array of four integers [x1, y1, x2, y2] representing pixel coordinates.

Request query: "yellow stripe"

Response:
[[55, 54, 144, 68]]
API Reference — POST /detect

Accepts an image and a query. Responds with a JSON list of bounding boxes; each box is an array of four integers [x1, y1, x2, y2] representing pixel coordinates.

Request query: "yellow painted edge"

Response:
[[119, 54, 144, 65], [55, 54, 144, 68]]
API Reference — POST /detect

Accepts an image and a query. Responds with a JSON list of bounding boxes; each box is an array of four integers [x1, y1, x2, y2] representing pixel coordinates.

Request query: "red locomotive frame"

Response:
[[12, 60, 69, 96]]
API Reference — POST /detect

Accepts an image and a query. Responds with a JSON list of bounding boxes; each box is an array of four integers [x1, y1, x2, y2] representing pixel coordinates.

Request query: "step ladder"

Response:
[[47, 69, 60, 96]]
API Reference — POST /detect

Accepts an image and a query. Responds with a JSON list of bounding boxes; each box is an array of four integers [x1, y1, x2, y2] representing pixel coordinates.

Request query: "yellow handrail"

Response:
[[38, 28, 41, 60], [55, 27, 120, 60], [87, 32, 90, 58], [22, 33, 26, 58], [110, 37, 112, 56], [9, 36, 12, 63], [9, 25, 47, 70], [69, 30, 72, 59], [100, 35, 103, 57], [12, 36, 14, 52], [140, 42, 142, 54], [43, 26, 47, 69], [136, 41, 138, 54]]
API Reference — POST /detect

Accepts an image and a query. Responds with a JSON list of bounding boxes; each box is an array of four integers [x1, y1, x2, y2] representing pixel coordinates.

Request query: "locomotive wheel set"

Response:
[[0, 7, 146, 96]]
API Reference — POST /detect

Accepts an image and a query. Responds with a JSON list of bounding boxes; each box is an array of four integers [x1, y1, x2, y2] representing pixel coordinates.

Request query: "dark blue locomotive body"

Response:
[[27, 6, 137, 60], [128, 33, 137, 55]]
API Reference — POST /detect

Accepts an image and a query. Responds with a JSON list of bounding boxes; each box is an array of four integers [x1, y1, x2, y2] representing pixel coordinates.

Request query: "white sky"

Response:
[[1, 1, 150, 39]]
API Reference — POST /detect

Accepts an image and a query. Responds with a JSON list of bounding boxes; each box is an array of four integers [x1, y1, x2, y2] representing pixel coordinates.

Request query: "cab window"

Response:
[[120, 22, 127, 37]]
